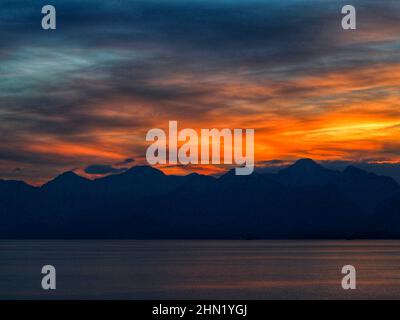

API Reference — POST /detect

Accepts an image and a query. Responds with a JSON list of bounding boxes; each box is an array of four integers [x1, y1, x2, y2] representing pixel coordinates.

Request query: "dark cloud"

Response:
[[84, 164, 128, 175], [115, 158, 135, 166], [259, 160, 288, 166]]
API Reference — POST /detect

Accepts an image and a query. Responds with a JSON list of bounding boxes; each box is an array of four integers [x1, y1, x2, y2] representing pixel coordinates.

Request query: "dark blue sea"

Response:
[[1, 240, 399, 299]]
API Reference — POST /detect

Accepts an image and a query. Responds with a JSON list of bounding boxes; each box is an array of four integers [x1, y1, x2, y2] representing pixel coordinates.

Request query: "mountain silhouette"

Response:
[[276, 158, 339, 186], [0, 159, 399, 239], [42, 171, 91, 191]]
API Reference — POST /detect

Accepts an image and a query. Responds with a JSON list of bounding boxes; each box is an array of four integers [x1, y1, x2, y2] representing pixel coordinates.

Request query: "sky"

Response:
[[0, 0, 399, 184]]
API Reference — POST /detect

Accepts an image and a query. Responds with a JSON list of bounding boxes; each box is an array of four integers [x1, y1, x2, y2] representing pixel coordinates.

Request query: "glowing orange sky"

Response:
[[15, 62, 398, 183]]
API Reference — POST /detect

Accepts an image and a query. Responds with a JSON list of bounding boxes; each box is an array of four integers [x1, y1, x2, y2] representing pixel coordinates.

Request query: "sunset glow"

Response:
[[1, 0, 399, 184]]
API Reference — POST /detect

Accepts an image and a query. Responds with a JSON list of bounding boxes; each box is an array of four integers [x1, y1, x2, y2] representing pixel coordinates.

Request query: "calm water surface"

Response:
[[1, 240, 400, 299]]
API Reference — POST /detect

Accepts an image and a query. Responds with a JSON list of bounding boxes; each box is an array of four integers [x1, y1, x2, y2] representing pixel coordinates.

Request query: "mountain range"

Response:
[[1, 158, 400, 239]]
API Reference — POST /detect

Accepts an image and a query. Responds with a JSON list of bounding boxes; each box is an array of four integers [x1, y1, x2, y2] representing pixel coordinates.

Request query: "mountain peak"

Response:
[[43, 171, 90, 188], [59, 171, 79, 178], [124, 165, 165, 177], [279, 158, 326, 175], [292, 158, 321, 169], [277, 158, 337, 186]]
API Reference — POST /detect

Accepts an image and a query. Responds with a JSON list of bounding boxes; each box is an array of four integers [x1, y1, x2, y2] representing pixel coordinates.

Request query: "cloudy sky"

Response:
[[1, 0, 399, 184]]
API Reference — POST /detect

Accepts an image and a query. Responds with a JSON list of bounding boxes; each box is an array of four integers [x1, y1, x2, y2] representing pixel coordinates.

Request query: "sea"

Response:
[[0, 240, 399, 299]]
